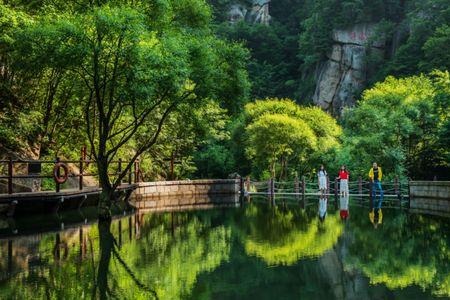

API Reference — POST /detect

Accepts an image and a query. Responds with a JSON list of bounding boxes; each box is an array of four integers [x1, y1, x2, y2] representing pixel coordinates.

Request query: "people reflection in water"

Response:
[[369, 208, 383, 228], [339, 194, 349, 220], [318, 196, 327, 222]]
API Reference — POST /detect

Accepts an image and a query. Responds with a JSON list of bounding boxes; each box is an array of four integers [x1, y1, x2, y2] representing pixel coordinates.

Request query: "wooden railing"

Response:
[[0, 157, 141, 194], [241, 176, 409, 200]]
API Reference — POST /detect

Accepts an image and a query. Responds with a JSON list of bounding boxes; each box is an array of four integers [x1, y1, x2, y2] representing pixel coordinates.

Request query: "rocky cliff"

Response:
[[312, 24, 385, 115], [228, 0, 271, 25]]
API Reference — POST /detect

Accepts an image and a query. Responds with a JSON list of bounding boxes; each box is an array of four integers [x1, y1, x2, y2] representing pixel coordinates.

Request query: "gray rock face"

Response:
[[313, 24, 385, 115], [228, 0, 271, 25]]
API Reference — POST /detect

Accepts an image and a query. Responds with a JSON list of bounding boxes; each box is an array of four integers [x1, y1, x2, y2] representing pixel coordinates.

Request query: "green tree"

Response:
[[4, 1, 249, 215], [341, 72, 450, 179], [345, 209, 450, 297], [423, 25, 450, 71], [242, 98, 341, 179]]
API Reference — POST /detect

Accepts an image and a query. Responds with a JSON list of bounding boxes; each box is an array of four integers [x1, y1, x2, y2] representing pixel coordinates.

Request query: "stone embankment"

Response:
[[129, 179, 240, 211], [409, 181, 450, 214]]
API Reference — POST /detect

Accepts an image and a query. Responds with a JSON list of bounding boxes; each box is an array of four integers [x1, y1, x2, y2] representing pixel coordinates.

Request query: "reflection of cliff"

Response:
[[317, 224, 372, 300]]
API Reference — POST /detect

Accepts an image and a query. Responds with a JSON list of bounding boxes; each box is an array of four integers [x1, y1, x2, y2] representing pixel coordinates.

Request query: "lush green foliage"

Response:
[[241, 98, 341, 179], [239, 204, 343, 266], [1, 0, 449, 184], [212, 0, 450, 101], [1, 204, 448, 298], [340, 71, 450, 179], [0, 1, 250, 186], [345, 209, 450, 297]]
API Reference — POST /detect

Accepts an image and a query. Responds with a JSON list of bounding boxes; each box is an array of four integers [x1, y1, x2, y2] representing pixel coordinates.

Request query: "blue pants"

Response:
[[372, 181, 383, 209]]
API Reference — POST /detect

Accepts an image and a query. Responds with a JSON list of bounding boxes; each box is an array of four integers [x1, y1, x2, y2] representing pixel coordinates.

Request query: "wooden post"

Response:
[[394, 175, 399, 195], [8, 240, 12, 274], [358, 176, 362, 195], [271, 178, 275, 199], [326, 176, 330, 198], [239, 176, 244, 195], [170, 152, 175, 180], [137, 160, 141, 182], [128, 216, 132, 241], [334, 178, 342, 201], [334, 178, 338, 202], [358, 176, 363, 203], [79, 228, 83, 259], [79, 157, 83, 191], [118, 158, 122, 185], [302, 176, 306, 201], [118, 220, 122, 247], [246, 176, 250, 193], [270, 178, 275, 206], [55, 157, 61, 193], [81, 145, 87, 161], [128, 166, 132, 185], [408, 179, 411, 208], [7, 157, 13, 194], [54, 233, 60, 260], [134, 160, 139, 183], [294, 176, 299, 198]]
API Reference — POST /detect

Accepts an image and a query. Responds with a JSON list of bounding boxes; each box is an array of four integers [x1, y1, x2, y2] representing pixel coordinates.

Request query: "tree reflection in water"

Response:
[[236, 203, 343, 266], [0, 202, 449, 299], [95, 218, 157, 299], [345, 209, 450, 297]]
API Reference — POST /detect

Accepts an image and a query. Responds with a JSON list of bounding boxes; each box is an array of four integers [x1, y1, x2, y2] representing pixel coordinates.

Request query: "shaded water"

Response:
[[0, 198, 449, 299]]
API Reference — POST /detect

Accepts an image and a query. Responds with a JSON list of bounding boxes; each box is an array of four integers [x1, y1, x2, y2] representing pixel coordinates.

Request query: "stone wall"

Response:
[[130, 194, 239, 212], [129, 179, 240, 211], [409, 181, 450, 213]]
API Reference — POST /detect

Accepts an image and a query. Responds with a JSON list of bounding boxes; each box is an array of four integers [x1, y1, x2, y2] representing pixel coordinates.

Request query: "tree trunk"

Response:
[[96, 218, 113, 300], [97, 158, 114, 220], [98, 190, 114, 221]]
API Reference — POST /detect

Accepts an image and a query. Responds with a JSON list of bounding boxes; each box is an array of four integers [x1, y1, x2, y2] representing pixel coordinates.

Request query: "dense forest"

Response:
[[0, 0, 449, 198]]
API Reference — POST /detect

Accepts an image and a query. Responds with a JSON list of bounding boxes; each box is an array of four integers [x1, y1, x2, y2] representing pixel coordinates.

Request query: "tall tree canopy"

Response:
[[0, 0, 250, 214], [340, 71, 450, 179], [242, 98, 341, 179]]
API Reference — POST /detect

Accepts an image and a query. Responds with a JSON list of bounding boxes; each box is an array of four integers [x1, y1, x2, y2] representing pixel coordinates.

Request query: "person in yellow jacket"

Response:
[[369, 162, 383, 226]]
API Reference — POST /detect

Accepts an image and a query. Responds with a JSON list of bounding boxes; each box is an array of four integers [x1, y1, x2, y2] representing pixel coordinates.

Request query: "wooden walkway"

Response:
[[0, 184, 137, 217], [0, 184, 137, 204]]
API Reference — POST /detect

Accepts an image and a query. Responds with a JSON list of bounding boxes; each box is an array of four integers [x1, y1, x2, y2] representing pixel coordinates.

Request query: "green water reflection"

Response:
[[0, 201, 449, 299]]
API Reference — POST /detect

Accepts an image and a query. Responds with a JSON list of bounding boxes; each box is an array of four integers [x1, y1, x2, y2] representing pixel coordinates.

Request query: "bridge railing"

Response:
[[243, 176, 409, 199], [0, 157, 141, 195]]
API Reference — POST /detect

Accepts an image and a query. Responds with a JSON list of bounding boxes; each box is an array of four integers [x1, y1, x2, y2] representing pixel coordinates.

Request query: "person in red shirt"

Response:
[[338, 165, 349, 196]]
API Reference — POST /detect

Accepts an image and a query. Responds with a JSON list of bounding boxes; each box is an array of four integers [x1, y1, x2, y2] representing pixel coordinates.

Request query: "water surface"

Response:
[[0, 198, 449, 299]]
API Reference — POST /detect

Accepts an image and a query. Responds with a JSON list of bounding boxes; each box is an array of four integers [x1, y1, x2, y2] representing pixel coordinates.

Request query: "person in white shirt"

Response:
[[317, 165, 327, 197]]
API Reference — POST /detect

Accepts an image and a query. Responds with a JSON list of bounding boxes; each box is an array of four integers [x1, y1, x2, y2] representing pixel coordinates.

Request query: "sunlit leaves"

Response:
[[243, 98, 341, 178], [341, 72, 450, 179]]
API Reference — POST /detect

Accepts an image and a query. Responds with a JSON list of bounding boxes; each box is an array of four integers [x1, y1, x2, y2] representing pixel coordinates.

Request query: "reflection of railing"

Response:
[[0, 157, 141, 194], [240, 176, 409, 205]]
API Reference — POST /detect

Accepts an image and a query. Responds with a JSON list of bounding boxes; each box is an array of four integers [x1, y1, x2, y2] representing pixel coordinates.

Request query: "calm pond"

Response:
[[0, 198, 449, 299]]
